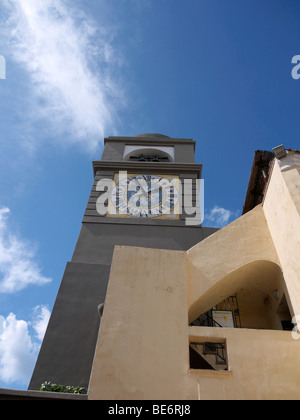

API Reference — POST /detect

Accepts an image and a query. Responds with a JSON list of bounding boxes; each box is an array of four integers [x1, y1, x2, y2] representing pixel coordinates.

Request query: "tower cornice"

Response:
[[104, 136, 196, 151], [92, 160, 202, 178]]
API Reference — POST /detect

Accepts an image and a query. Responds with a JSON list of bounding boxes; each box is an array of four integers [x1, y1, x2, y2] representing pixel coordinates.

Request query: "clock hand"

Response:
[[136, 180, 149, 197]]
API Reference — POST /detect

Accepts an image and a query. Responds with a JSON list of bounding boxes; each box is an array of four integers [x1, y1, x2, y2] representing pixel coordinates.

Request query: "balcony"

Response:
[[188, 325, 300, 400]]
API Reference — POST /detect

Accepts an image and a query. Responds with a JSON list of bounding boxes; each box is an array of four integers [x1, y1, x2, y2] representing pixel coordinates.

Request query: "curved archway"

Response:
[[188, 260, 290, 330], [123, 146, 174, 162], [187, 205, 282, 321]]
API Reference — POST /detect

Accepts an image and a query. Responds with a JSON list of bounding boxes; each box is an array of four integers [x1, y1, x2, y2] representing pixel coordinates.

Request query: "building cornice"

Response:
[[92, 160, 202, 178], [104, 136, 196, 151]]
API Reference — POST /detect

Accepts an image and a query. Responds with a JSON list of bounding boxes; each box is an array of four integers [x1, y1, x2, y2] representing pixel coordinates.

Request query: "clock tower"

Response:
[[29, 134, 218, 391]]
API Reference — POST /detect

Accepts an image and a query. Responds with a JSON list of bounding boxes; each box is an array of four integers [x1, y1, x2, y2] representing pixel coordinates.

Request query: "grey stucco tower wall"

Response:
[[29, 134, 218, 391]]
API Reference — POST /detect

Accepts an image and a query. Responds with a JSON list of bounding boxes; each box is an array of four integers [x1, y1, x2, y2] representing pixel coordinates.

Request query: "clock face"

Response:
[[108, 174, 180, 219]]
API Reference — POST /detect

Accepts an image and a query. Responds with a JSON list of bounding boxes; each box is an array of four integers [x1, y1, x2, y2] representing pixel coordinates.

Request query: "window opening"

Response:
[[130, 153, 170, 162], [189, 342, 228, 371]]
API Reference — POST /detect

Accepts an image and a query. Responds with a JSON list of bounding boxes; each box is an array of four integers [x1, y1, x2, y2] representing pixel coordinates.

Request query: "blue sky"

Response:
[[0, 0, 300, 390]]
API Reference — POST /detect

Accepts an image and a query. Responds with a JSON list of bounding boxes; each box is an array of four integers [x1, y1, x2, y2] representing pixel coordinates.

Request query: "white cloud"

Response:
[[32, 305, 51, 342], [0, 316, 4, 336], [0, 306, 50, 386], [0, 207, 51, 293], [0, 313, 37, 385], [206, 205, 239, 228], [4, 0, 123, 151]]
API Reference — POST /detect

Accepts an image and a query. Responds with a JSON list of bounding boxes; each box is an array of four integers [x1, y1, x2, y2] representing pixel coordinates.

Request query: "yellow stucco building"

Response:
[[88, 146, 300, 400]]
